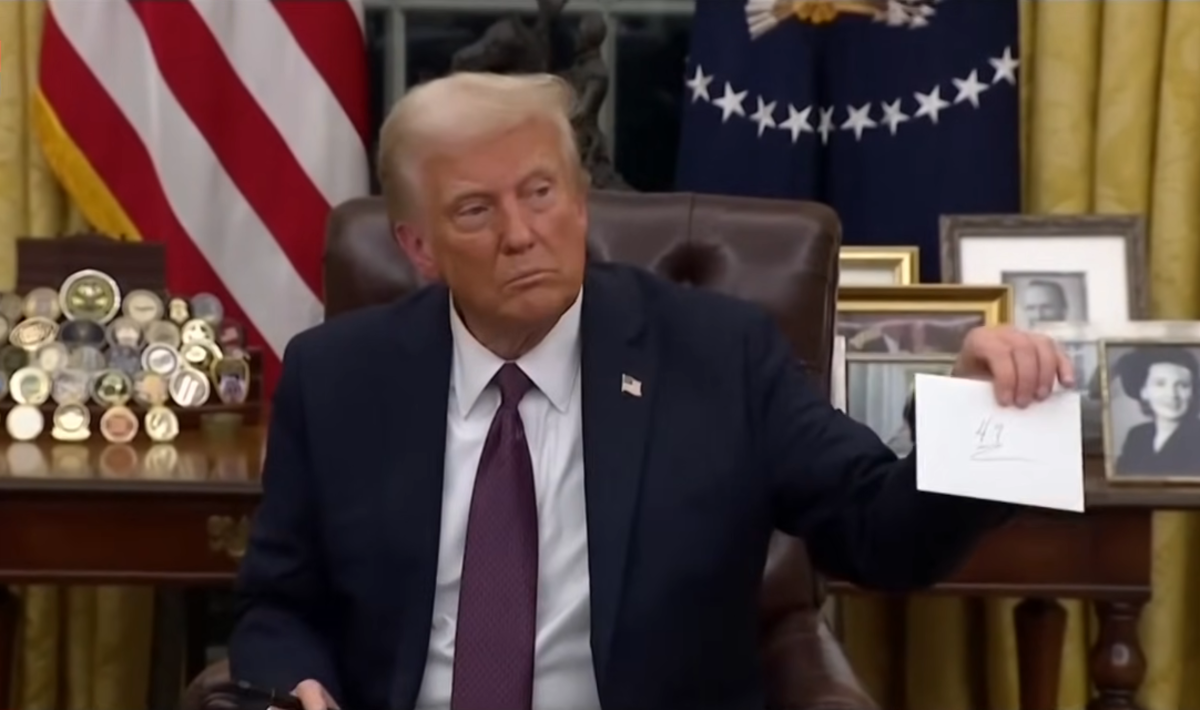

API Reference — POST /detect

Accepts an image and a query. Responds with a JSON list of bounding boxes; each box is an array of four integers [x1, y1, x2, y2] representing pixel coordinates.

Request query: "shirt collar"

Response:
[[449, 290, 582, 417]]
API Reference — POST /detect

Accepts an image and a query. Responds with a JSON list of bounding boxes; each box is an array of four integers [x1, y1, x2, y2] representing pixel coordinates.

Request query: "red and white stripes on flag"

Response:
[[35, 0, 370, 399]]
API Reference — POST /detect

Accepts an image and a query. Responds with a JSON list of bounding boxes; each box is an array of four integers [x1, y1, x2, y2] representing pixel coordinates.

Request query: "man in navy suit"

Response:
[[229, 72, 1073, 710]]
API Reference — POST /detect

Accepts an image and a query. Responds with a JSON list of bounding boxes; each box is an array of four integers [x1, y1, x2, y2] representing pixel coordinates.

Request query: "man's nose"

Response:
[[498, 202, 536, 253]]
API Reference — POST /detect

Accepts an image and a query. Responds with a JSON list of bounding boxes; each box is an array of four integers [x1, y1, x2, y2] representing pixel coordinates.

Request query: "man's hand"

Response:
[[952, 326, 1074, 408], [278, 680, 339, 710]]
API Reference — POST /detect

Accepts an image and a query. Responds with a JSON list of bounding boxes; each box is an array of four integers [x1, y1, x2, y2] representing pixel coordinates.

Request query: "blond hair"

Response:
[[377, 72, 584, 225]]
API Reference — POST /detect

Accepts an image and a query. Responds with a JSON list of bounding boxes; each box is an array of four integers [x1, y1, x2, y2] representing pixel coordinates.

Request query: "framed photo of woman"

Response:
[[1101, 340, 1200, 482]]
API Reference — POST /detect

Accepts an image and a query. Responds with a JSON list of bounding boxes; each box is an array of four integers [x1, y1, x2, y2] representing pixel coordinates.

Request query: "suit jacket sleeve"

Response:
[[228, 338, 342, 699], [747, 311, 1014, 591]]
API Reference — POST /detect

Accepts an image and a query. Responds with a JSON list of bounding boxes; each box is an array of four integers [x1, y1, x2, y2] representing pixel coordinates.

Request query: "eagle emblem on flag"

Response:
[[745, 0, 940, 37]]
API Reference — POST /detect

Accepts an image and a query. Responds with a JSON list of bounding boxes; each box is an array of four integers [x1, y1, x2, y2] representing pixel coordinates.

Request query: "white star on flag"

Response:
[[989, 46, 1019, 85], [686, 65, 713, 102], [841, 103, 877, 141], [712, 82, 748, 123], [913, 85, 950, 124], [779, 104, 814, 143], [952, 70, 988, 108], [749, 96, 778, 136]]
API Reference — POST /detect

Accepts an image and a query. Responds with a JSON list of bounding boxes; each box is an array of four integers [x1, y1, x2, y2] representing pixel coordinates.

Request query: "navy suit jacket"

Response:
[[229, 263, 1011, 710]]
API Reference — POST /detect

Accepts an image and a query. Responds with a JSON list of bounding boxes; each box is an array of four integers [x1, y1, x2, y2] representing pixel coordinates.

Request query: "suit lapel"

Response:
[[381, 289, 453, 710], [581, 266, 657, 686]]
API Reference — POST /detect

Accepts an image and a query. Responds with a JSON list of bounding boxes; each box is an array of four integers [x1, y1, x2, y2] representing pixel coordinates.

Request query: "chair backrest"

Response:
[[322, 188, 841, 614]]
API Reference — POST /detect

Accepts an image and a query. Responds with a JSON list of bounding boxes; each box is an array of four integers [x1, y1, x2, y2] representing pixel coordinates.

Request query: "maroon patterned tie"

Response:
[[451, 363, 538, 710]]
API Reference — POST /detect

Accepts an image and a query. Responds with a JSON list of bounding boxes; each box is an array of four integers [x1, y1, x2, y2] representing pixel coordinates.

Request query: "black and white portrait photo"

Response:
[[1104, 343, 1200, 480], [1061, 340, 1104, 452], [1001, 271, 1088, 330], [847, 358, 955, 456], [837, 312, 984, 357]]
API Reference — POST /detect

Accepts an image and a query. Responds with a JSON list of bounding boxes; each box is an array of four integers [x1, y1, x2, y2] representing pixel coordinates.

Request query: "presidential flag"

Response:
[[675, 0, 1020, 281], [36, 0, 370, 398]]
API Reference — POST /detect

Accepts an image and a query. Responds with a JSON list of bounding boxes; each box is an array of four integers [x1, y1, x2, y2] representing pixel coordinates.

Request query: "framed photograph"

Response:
[[847, 356, 956, 456], [837, 285, 1012, 357], [1035, 322, 1200, 455], [831, 336, 847, 412], [940, 214, 1148, 328], [839, 246, 920, 286], [1100, 339, 1200, 482]]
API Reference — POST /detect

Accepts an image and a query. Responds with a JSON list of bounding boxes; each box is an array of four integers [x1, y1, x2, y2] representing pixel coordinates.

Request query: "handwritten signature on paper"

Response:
[[970, 416, 1034, 463]]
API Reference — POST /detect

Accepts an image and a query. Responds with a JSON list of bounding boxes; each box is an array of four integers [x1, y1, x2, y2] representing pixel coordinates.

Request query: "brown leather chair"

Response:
[[185, 191, 877, 710]]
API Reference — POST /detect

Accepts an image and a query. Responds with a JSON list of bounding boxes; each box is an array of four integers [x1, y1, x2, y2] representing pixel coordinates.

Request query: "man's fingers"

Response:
[[1056, 345, 1076, 389], [294, 680, 335, 710], [987, 341, 1018, 406], [1031, 334, 1062, 398], [1006, 334, 1040, 407]]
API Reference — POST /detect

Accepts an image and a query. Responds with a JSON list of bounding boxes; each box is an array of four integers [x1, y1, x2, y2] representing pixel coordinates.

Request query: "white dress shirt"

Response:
[[415, 292, 601, 710]]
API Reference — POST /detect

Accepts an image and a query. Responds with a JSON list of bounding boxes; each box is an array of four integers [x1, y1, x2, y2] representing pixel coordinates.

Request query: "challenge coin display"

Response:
[[59, 269, 121, 323], [0, 275, 254, 442], [99, 406, 139, 444], [51, 403, 91, 442], [6, 405, 44, 441]]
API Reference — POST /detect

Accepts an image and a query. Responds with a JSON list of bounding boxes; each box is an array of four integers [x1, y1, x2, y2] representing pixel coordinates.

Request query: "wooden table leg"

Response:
[[1014, 597, 1067, 710], [0, 586, 17, 709], [1088, 600, 1146, 710]]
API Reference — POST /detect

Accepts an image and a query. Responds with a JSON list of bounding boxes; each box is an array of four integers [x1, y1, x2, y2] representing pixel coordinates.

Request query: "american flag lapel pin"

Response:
[[621, 373, 642, 398]]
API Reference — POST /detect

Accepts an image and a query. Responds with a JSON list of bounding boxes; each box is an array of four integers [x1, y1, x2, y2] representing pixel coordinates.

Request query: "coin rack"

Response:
[[0, 235, 265, 441]]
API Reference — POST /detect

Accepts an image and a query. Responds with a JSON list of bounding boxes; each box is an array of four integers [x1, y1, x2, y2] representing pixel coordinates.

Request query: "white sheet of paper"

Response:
[[913, 374, 1085, 512]]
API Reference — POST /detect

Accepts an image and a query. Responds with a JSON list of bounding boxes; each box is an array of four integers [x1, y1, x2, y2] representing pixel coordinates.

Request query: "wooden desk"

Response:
[[832, 459, 1192, 710], [0, 432, 263, 704], [0, 436, 1176, 710]]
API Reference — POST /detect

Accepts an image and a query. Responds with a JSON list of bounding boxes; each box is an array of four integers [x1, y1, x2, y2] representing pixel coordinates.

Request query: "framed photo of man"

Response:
[[837, 285, 1012, 358], [940, 214, 1148, 326], [1101, 340, 1200, 482]]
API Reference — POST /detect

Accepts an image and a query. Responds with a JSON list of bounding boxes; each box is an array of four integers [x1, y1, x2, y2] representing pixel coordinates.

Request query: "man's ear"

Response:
[[395, 223, 440, 281]]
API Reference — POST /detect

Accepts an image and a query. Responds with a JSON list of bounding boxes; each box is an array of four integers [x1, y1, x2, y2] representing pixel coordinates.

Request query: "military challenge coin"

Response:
[[0, 345, 28, 373], [169, 366, 210, 407], [51, 369, 90, 406], [59, 319, 106, 348], [213, 357, 250, 404], [144, 320, 182, 348], [142, 343, 181, 376], [144, 406, 180, 443], [181, 318, 215, 345], [34, 342, 69, 373], [108, 345, 142, 377], [122, 289, 165, 325], [51, 403, 91, 442], [9, 317, 58, 351], [106, 317, 142, 349], [189, 293, 224, 326], [132, 371, 169, 407], [0, 292, 24, 322], [59, 269, 121, 323], [167, 297, 190, 325], [9, 367, 51, 406], [67, 344, 107, 372], [22, 287, 61, 321], [90, 369, 133, 407], [6, 404, 44, 442], [99, 405, 139, 444]]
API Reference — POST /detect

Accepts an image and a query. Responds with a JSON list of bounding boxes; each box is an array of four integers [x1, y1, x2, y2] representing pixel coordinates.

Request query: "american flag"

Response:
[[675, 0, 1020, 281], [35, 0, 371, 398]]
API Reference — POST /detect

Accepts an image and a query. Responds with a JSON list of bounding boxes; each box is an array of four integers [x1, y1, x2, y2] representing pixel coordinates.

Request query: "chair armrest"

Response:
[[761, 610, 879, 710], [182, 659, 238, 710]]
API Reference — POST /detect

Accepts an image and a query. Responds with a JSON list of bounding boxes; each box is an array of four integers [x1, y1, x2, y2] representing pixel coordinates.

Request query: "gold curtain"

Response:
[[0, 3, 155, 709], [840, 1, 1200, 708]]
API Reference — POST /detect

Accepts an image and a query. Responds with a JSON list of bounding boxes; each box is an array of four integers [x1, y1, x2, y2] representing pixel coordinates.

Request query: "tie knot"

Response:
[[495, 363, 533, 408]]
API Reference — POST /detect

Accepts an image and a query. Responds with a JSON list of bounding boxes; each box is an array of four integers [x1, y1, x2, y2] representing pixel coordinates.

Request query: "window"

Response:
[[363, 0, 694, 191]]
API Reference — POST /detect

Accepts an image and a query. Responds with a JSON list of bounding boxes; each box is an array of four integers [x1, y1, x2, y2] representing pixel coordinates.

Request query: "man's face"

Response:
[[1020, 284, 1066, 326], [398, 119, 588, 330]]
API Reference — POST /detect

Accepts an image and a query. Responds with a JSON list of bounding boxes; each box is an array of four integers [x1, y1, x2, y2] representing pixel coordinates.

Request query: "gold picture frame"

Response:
[[1099, 338, 1200, 484], [838, 246, 920, 286], [837, 285, 1012, 359]]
